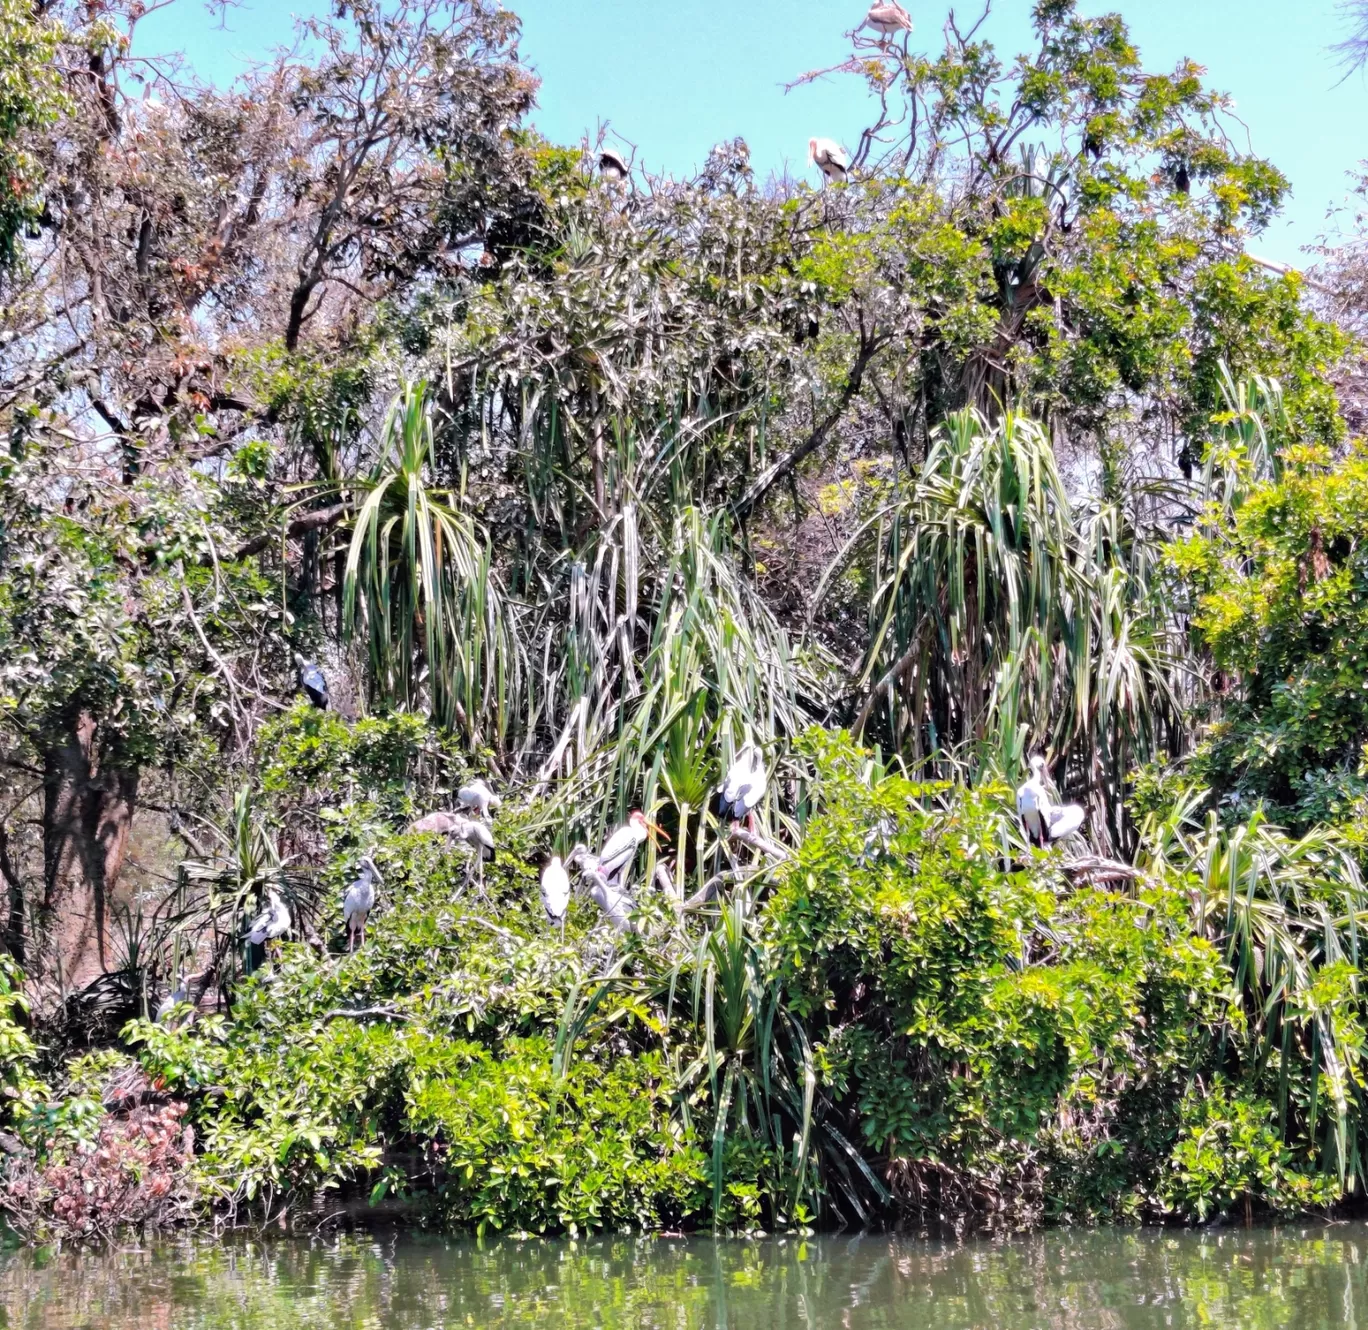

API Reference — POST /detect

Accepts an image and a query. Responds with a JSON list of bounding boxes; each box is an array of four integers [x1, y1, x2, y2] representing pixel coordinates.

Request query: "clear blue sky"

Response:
[[141, 0, 1368, 264]]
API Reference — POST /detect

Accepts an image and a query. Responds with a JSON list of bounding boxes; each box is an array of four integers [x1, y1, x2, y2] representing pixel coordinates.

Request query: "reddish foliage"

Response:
[[1, 1101, 196, 1241]]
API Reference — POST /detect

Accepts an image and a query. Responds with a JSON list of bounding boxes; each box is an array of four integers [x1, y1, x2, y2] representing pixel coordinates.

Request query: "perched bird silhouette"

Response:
[[293, 652, 329, 709]]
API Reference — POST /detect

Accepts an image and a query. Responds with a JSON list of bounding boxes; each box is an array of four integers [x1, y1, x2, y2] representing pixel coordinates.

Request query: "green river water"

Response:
[[1, 1225, 1366, 1328]]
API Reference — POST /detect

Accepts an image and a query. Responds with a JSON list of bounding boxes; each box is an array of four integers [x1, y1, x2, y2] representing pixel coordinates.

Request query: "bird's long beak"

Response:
[[647, 821, 669, 846]]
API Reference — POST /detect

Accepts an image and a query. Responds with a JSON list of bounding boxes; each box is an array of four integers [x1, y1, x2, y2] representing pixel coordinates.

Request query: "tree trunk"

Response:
[[41, 712, 139, 989]]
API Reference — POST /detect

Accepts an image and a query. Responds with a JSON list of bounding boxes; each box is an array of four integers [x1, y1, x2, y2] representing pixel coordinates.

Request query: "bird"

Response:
[[808, 138, 849, 184], [155, 971, 187, 1024], [1015, 756, 1087, 847], [457, 778, 501, 821], [343, 855, 382, 952], [293, 652, 329, 709], [717, 742, 768, 827], [599, 148, 629, 182], [596, 810, 666, 883], [245, 888, 291, 952], [449, 815, 496, 863], [861, 1, 913, 39], [584, 862, 635, 934], [541, 847, 585, 930]]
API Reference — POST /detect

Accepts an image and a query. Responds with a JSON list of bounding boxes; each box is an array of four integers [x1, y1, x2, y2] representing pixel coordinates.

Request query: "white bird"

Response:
[[861, 1, 913, 38], [599, 147, 629, 182], [809, 137, 849, 184], [586, 865, 635, 934], [1015, 755, 1086, 847], [717, 742, 768, 827], [245, 888, 291, 950], [155, 971, 187, 1024], [542, 846, 587, 930], [596, 810, 666, 883], [457, 778, 501, 820], [343, 855, 382, 952]]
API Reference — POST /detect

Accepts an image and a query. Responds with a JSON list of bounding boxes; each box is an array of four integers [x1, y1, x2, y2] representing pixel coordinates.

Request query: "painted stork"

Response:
[[862, 1, 913, 39], [808, 137, 849, 184], [1015, 755, 1086, 847], [541, 846, 587, 931], [343, 855, 382, 952], [245, 888, 291, 952], [599, 148, 629, 182], [585, 862, 635, 934], [717, 742, 768, 827], [293, 652, 329, 709], [457, 778, 501, 820], [596, 810, 666, 883]]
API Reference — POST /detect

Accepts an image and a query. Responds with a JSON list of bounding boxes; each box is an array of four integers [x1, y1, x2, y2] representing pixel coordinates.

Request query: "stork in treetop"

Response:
[[861, 1, 913, 41], [457, 778, 501, 821], [293, 652, 329, 709], [580, 857, 635, 934], [718, 741, 768, 830], [808, 138, 849, 185], [1015, 755, 1086, 848], [343, 854, 382, 952], [245, 888, 291, 956], [599, 148, 629, 183], [596, 810, 666, 883]]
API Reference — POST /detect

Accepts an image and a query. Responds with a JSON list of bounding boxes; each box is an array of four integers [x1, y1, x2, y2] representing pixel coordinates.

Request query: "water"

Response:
[[2, 1225, 1367, 1328]]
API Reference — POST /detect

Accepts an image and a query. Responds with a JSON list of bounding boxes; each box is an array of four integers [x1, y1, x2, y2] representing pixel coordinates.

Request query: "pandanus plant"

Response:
[[1138, 793, 1368, 1186], [816, 408, 1179, 850], [342, 380, 521, 748]]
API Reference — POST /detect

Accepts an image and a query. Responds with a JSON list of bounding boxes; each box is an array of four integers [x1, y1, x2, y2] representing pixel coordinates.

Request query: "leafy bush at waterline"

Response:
[[86, 733, 1364, 1233]]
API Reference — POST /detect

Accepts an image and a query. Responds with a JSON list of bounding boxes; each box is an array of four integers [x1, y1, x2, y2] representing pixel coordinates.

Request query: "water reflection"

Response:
[[1, 1224, 1366, 1329]]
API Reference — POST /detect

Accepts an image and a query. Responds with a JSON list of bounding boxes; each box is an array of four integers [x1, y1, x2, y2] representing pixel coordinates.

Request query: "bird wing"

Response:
[[1047, 804, 1086, 841], [1015, 782, 1031, 816], [598, 824, 636, 871]]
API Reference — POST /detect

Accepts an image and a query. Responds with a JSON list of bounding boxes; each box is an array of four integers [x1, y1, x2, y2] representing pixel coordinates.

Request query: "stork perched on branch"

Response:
[[1015, 755, 1086, 847], [808, 137, 849, 184], [861, 0, 913, 40], [343, 855, 382, 952]]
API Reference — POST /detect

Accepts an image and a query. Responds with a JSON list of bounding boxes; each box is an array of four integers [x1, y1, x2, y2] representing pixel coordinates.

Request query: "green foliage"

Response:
[[0, 0, 64, 269], [1172, 441, 1368, 828]]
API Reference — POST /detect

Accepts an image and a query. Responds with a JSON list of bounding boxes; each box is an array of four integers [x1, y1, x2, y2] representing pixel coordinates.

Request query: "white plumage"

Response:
[[596, 810, 663, 882], [457, 779, 501, 820], [587, 867, 635, 934], [245, 889, 291, 947], [862, 1, 913, 37], [541, 854, 572, 926], [809, 137, 849, 183], [343, 855, 381, 951], [1015, 755, 1086, 847], [718, 743, 768, 824], [599, 148, 629, 182]]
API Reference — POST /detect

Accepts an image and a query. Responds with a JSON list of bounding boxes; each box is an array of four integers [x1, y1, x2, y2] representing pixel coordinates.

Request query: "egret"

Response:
[[1015, 755, 1086, 847], [718, 742, 767, 828], [245, 888, 291, 954], [861, 1, 913, 38], [343, 855, 382, 952], [809, 138, 849, 184], [457, 778, 501, 820], [596, 810, 666, 883], [293, 652, 329, 709], [599, 147, 629, 182]]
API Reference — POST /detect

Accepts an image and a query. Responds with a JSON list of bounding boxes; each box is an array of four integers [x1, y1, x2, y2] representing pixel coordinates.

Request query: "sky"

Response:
[[138, 0, 1368, 265]]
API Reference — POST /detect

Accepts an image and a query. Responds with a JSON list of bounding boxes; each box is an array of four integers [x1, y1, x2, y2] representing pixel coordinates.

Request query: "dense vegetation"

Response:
[[0, 0, 1367, 1238]]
